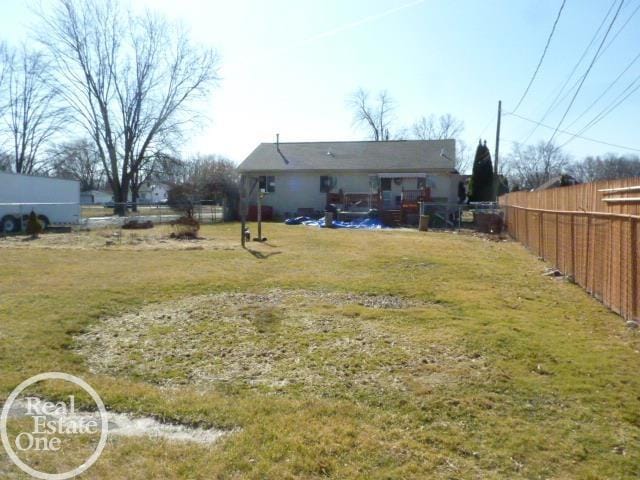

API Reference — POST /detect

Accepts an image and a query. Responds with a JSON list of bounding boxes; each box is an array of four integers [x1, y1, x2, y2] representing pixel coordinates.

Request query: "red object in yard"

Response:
[[248, 205, 273, 221]]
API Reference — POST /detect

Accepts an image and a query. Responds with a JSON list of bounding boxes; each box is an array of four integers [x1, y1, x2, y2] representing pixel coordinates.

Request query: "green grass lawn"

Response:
[[0, 223, 639, 479]]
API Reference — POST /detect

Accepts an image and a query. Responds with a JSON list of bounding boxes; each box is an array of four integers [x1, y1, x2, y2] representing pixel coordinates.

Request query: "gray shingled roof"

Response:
[[237, 140, 456, 173]]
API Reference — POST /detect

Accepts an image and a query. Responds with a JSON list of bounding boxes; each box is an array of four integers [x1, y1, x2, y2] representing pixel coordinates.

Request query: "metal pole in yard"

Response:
[[240, 177, 247, 247], [257, 190, 262, 240]]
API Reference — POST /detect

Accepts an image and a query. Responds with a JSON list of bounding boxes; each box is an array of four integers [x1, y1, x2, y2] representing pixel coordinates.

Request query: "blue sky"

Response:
[[1, 0, 639, 167]]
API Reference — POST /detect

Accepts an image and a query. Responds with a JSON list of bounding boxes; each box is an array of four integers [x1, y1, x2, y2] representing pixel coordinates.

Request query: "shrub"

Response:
[[25, 211, 43, 238], [170, 212, 200, 239]]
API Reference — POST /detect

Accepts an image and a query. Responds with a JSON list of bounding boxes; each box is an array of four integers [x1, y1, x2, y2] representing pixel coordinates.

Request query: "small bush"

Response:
[[170, 214, 200, 239], [25, 211, 43, 238]]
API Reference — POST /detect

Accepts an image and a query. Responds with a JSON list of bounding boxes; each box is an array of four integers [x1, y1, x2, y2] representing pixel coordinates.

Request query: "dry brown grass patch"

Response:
[[75, 290, 487, 398]]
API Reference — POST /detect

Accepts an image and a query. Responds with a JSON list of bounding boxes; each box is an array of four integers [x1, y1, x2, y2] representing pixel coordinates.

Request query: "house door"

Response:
[[382, 191, 394, 210], [379, 178, 391, 209]]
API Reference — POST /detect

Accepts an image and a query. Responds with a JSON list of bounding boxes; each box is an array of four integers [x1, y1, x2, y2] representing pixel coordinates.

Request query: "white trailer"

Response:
[[0, 171, 81, 233]]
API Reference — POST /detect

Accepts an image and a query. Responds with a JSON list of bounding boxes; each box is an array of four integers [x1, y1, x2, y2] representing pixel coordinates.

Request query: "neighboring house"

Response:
[[237, 139, 462, 223], [137, 183, 170, 204], [80, 190, 112, 205]]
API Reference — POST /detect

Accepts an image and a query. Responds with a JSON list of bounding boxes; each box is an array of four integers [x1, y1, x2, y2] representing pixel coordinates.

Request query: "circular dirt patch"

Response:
[[75, 290, 484, 397]]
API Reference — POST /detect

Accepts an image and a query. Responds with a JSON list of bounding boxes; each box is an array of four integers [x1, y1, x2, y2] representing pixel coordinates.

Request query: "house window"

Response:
[[259, 175, 275, 193], [380, 178, 392, 191], [320, 176, 336, 193]]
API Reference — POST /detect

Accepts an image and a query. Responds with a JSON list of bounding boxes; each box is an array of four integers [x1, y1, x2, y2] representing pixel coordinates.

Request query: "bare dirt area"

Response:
[[0, 226, 239, 251], [75, 289, 489, 398]]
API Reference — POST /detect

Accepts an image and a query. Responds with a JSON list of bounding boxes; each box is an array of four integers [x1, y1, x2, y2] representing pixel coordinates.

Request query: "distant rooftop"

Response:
[[237, 139, 456, 173]]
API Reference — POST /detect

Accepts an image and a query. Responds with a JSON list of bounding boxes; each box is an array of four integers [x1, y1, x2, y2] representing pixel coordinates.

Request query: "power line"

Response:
[[540, 0, 640, 130], [506, 111, 640, 152], [512, 0, 567, 113], [478, 116, 495, 138], [545, 0, 625, 146], [559, 75, 640, 149], [518, 0, 619, 144], [520, 0, 638, 145], [565, 49, 640, 130]]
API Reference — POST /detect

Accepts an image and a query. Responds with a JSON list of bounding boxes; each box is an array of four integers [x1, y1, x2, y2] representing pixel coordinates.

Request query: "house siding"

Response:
[[248, 171, 458, 218]]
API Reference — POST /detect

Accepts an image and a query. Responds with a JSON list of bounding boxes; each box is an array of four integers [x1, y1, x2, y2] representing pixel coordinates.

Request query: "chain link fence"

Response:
[[1, 202, 225, 233], [80, 202, 225, 229]]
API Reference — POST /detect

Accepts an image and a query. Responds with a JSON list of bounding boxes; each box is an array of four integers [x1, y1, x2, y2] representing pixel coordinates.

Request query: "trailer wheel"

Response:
[[1, 215, 20, 233], [37, 215, 50, 230]]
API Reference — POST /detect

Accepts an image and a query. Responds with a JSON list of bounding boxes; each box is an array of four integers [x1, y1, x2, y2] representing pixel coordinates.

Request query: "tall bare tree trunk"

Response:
[[37, 0, 219, 215]]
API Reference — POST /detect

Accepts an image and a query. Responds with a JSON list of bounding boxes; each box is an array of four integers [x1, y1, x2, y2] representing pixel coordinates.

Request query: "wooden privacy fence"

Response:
[[499, 177, 640, 323]]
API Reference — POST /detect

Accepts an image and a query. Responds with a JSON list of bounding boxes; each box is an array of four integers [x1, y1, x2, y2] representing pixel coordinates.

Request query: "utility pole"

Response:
[[494, 100, 502, 200], [240, 176, 247, 247]]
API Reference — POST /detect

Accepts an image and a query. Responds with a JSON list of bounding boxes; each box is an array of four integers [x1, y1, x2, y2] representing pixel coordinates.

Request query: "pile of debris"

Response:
[[122, 219, 154, 230]]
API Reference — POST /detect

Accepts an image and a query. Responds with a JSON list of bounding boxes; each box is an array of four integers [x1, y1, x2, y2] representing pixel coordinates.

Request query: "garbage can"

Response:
[[419, 214, 430, 231]]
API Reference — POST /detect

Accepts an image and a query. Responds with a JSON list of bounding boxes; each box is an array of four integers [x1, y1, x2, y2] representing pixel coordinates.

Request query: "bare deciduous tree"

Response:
[[411, 113, 468, 172], [570, 154, 640, 182], [348, 88, 394, 141], [167, 154, 239, 219], [1, 46, 66, 174], [504, 141, 571, 190], [412, 114, 464, 141], [129, 151, 186, 209], [50, 138, 104, 190], [37, 0, 220, 214], [454, 140, 472, 174], [0, 42, 9, 114], [0, 150, 11, 171]]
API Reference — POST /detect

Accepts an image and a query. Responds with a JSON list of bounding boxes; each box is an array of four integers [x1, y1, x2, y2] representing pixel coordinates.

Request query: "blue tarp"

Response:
[[284, 216, 387, 229]]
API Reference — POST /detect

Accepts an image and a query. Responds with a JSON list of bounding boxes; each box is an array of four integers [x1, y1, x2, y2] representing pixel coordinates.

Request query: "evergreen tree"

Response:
[[469, 140, 494, 201], [457, 181, 467, 204], [497, 175, 509, 196]]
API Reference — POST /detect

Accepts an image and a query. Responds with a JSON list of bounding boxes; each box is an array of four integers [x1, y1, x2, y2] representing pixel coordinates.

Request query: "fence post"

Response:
[[569, 213, 575, 278], [631, 217, 638, 321], [538, 211, 544, 258], [524, 208, 529, 246], [555, 212, 559, 268], [585, 215, 591, 291]]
